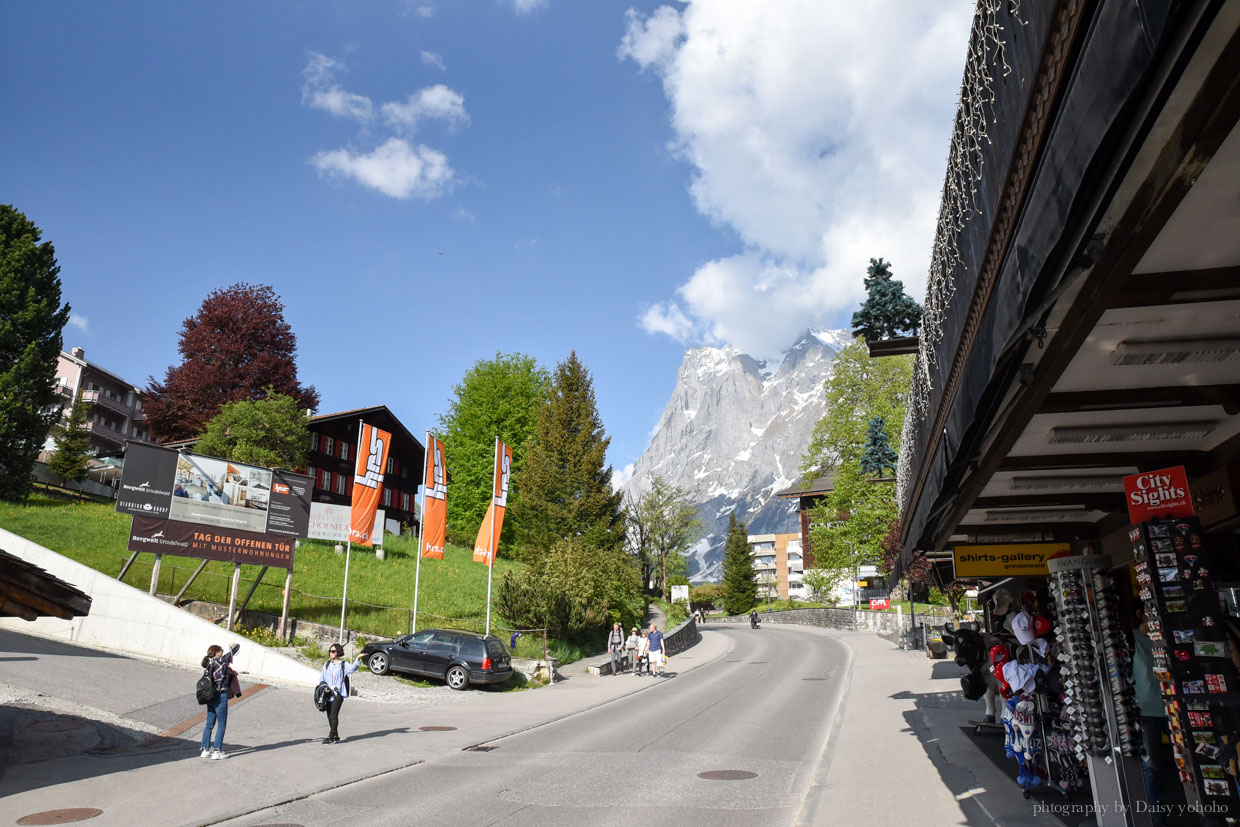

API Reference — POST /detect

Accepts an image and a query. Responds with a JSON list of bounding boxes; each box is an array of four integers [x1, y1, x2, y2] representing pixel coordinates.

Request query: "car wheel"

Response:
[[446, 665, 469, 690], [368, 652, 390, 676]]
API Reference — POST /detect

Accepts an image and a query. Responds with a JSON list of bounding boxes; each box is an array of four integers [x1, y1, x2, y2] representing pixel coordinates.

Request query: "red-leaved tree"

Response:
[[144, 283, 319, 442]]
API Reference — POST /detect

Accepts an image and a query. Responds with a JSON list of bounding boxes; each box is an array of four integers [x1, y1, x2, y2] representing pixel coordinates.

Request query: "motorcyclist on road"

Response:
[[750, 610, 760, 629]]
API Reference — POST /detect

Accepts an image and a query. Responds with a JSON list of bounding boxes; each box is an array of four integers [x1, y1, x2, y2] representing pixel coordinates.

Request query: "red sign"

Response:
[[1123, 466, 1195, 524], [870, 598, 890, 610]]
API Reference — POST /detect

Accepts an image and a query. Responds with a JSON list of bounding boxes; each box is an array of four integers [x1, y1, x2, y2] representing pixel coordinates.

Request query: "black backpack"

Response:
[[195, 666, 216, 705], [314, 681, 332, 712]]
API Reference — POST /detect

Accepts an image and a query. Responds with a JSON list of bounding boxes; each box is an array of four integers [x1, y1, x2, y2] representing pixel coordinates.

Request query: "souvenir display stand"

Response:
[[1132, 516, 1240, 818], [1048, 554, 1149, 826]]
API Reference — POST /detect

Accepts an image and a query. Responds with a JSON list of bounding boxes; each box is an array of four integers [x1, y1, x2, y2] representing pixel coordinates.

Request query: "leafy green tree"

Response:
[[512, 352, 625, 561], [720, 513, 757, 615], [47, 393, 92, 484], [194, 390, 309, 468], [690, 583, 725, 609], [859, 415, 898, 477], [800, 339, 913, 591], [0, 205, 71, 501], [850, 258, 923, 342], [437, 353, 549, 549], [625, 475, 702, 601], [801, 569, 834, 603]]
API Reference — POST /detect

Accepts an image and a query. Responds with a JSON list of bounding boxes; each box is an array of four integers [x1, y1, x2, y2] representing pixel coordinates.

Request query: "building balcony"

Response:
[[81, 389, 131, 417], [53, 384, 74, 400], [85, 421, 126, 445]]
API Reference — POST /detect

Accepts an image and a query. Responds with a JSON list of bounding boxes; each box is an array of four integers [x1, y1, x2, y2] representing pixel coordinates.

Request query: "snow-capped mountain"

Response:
[[623, 328, 851, 581]]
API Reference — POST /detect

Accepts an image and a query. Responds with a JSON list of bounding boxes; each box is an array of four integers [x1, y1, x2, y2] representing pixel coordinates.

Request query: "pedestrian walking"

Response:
[[321, 643, 363, 744], [648, 622, 665, 677], [607, 621, 627, 675], [200, 642, 240, 760], [624, 626, 640, 673], [634, 629, 650, 676]]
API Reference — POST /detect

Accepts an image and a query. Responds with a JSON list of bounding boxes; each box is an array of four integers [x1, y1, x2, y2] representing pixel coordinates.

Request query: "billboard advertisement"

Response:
[[127, 516, 295, 570], [308, 502, 351, 542], [1123, 465, 1194, 525], [118, 442, 312, 539], [349, 424, 392, 547]]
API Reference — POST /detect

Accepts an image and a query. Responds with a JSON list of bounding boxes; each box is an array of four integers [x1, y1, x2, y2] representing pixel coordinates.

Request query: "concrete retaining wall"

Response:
[[0, 527, 319, 686], [589, 616, 699, 676], [711, 606, 951, 637]]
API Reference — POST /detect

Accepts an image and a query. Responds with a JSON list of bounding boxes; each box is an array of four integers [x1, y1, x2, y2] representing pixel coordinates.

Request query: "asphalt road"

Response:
[[218, 623, 850, 827]]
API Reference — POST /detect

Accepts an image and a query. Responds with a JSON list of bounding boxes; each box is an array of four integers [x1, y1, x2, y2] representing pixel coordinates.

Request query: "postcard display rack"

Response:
[[1048, 554, 1150, 826], [1132, 516, 1240, 816]]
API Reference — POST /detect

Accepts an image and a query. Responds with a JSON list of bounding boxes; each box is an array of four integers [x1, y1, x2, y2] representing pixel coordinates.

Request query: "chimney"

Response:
[[71, 347, 85, 359]]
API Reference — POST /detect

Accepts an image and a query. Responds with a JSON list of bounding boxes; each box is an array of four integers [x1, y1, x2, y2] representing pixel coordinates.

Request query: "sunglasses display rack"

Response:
[[1132, 516, 1240, 817], [1049, 554, 1150, 826]]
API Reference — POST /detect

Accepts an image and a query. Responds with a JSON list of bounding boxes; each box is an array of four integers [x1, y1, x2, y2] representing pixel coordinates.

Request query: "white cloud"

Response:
[[452, 206, 476, 222], [67, 314, 89, 333], [421, 50, 446, 71], [312, 138, 454, 200], [301, 52, 373, 122], [507, 0, 548, 15], [612, 462, 635, 491], [415, 4, 435, 17], [381, 85, 469, 132], [621, 1, 974, 358]]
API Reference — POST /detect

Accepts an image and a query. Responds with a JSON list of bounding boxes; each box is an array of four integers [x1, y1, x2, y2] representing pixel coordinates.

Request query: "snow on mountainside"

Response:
[[622, 328, 850, 581]]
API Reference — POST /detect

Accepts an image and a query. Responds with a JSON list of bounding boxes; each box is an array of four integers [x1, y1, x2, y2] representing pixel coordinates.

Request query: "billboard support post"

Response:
[[174, 559, 209, 605], [279, 569, 293, 641], [149, 554, 162, 596], [339, 540, 352, 644], [226, 563, 241, 632], [236, 566, 268, 617], [118, 551, 139, 582]]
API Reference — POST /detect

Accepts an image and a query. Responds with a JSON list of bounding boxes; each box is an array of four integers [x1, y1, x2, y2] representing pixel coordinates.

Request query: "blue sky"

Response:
[[1, 1, 974, 478]]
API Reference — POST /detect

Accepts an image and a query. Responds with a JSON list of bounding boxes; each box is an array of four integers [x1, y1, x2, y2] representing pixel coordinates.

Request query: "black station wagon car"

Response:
[[360, 629, 513, 690]]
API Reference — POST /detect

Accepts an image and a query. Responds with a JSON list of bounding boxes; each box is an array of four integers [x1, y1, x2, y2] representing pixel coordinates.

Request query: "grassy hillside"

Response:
[[0, 496, 532, 645]]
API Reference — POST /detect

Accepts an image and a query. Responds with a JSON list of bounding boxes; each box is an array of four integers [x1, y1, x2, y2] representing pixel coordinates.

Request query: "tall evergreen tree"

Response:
[[850, 258, 923, 342], [859, 415, 898, 477], [437, 353, 548, 548], [144, 283, 319, 442], [47, 393, 92, 485], [720, 513, 757, 615], [0, 205, 71, 501], [512, 351, 625, 560]]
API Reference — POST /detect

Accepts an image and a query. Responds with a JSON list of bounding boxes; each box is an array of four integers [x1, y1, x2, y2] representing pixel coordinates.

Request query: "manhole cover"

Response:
[[29, 720, 84, 732], [420, 726, 457, 731], [18, 809, 103, 825], [698, 770, 758, 781], [464, 745, 497, 752]]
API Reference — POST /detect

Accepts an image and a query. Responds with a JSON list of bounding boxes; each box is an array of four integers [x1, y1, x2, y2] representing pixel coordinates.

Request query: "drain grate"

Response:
[[420, 726, 457, 732], [464, 744, 497, 752], [17, 809, 103, 825], [698, 770, 758, 781], [29, 720, 84, 732]]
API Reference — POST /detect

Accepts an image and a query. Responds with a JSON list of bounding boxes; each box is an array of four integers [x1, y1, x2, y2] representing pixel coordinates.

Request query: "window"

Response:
[[429, 633, 458, 652], [324, 436, 335, 456], [386, 457, 395, 474], [401, 465, 408, 479], [401, 493, 411, 512], [310, 432, 319, 451], [335, 475, 347, 495], [382, 488, 393, 506], [319, 469, 332, 490], [339, 442, 349, 461]]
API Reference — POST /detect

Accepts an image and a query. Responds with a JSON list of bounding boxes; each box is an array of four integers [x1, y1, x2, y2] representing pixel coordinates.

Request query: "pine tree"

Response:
[[720, 513, 757, 615], [144, 283, 318, 442], [0, 205, 71, 501], [850, 258, 923, 342], [859, 415, 898, 477], [512, 351, 625, 561], [47, 393, 92, 484]]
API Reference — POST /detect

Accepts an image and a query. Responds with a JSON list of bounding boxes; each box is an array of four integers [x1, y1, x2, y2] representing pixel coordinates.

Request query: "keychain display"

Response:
[[1132, 516, 1240, 815]]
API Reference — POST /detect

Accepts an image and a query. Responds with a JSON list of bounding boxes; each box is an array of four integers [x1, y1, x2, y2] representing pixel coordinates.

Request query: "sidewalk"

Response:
[[0, 627, 735, 827], [800, 631, 1057, 827]]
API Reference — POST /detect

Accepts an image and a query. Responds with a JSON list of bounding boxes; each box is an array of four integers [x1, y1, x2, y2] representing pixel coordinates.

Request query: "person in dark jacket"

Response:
[[200, 642, 240, 759], [320, 643, 362, 744], [607, 622, 626, 675]]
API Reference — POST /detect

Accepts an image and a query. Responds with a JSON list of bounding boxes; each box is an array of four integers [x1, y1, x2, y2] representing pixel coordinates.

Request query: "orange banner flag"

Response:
[[421, 434, 447, 560], [472, 439, 512, 566], [349, 423, 391, 547]]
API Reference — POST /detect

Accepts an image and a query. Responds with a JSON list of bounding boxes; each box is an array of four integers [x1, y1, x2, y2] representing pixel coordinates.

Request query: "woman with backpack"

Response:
[[200, 642, 240, 759], [321, 643, 363, 744]]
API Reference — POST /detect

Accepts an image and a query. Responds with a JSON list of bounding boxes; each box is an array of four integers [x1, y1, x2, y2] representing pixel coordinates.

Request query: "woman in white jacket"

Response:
[[320, 643, 362, 744]]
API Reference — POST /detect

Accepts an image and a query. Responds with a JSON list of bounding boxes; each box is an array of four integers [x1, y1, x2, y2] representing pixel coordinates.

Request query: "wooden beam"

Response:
[[867, 336, 919, 358], [998, 451, 1207, 472], [1109, 266, 1240, 308], [1042, 384, 1240, 414], [0, 596, 38, 621]]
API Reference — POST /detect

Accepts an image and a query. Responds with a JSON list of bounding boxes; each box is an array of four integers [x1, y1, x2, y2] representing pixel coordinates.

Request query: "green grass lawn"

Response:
[[0, 496, 538, 647]]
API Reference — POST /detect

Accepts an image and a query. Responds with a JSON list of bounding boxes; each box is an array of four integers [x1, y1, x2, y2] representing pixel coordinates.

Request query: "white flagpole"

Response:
[[340, 419, 363, 644], [412, 431, 429, 634], [484, 436, 497, 636]]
